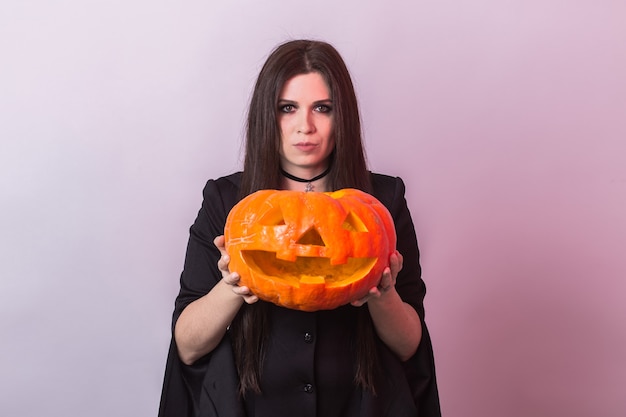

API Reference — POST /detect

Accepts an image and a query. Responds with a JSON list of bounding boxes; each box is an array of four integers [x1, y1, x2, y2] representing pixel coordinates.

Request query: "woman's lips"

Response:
[[294, 142, 318, 152]]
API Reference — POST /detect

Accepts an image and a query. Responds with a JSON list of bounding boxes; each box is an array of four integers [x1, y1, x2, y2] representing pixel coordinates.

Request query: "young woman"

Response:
[[159, 39, 440, 417]]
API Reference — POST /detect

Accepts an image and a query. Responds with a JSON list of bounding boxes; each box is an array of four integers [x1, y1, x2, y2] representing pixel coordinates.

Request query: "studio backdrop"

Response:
[[1, 1, 625, 416]]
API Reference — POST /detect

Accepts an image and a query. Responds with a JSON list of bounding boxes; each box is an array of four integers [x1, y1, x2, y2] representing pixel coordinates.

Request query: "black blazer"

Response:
[[159, 172, 441, 417]]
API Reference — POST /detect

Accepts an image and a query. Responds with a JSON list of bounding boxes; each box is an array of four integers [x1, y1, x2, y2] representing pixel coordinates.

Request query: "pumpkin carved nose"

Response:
[[296, 227, 325, 246]]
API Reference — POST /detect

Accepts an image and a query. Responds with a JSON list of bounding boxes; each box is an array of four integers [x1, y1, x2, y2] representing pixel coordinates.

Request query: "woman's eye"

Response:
[[315, 104, 332, 113], [279, 104, 296, 113]]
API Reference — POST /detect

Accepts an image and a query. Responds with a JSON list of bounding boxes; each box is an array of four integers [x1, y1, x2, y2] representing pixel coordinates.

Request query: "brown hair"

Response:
[[232, 39, 378, 396]]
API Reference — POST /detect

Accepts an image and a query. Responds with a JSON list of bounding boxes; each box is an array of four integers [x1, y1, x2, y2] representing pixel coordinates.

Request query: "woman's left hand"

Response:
[[351, 250, 403, 306]]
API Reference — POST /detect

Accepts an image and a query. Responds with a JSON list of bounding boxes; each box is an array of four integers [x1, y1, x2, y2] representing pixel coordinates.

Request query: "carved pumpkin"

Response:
[[224, 188, 396, 311]]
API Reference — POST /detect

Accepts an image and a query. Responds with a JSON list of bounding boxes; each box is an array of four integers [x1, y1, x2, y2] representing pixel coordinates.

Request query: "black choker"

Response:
[[280, 166, 331, 192]]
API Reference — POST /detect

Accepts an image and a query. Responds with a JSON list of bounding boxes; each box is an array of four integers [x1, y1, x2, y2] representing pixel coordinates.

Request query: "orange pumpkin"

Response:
[[224, 188, 396, 311]]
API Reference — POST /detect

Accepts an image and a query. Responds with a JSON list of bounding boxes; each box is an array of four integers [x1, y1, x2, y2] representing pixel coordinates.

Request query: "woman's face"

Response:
[[277, 72, 335, 177]]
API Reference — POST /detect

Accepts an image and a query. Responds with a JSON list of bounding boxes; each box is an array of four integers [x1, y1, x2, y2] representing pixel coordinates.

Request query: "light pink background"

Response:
[[1, 1, 624, 416]]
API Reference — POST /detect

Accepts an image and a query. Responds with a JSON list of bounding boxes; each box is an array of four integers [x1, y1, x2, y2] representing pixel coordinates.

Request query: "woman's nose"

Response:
[[297, 112, 315, 134]]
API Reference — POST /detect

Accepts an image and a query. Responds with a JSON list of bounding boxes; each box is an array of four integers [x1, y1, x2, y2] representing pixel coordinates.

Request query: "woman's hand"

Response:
[[351, 250, 403, 307], [213, 235, 259, 304]]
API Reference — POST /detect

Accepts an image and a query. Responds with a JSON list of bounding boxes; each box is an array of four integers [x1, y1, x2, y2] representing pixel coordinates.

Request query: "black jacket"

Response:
[[159, 172, 441, 417]]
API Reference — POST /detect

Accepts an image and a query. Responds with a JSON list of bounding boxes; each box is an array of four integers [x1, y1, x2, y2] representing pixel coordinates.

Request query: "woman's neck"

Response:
[[280, 165, 331, 192]]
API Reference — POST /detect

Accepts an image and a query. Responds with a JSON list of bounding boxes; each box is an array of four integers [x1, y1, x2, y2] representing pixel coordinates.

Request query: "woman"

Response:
[[159, 39, 440, 417]]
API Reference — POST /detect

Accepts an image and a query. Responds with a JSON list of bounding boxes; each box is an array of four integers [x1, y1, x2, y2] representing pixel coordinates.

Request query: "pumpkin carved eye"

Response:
[[224, 189, 396, 311], [342, 211, 368, 232], [258, 206, 286, 226]]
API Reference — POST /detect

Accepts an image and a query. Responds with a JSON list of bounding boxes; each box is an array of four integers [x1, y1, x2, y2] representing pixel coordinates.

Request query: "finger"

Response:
[[351, 298, 367, 307], [223, 272, 240, 286], [242, 294, 259, 304], [350, 292, 369, 306], [217, 254, 230, 272], [389, 251, 403, 278], [378, 267, 393, 291], [213, 235, 227, 255], [351, 287, 380, 307], [396, 250, 404, 266], [370, 286, 383, 297], [232, 285, 251, 296], [233, 286, 259, 304]]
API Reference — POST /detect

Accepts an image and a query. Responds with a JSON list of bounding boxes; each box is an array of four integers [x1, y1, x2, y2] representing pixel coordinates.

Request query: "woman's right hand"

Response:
[[213, 235, 259, 304]]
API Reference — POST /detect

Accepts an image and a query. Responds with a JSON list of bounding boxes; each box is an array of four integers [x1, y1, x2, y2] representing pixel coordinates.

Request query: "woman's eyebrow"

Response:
[[277, 98, 333, 104]]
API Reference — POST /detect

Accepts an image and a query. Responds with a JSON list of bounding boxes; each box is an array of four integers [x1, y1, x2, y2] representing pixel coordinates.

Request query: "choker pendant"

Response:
[[280, 166, 331, 192]]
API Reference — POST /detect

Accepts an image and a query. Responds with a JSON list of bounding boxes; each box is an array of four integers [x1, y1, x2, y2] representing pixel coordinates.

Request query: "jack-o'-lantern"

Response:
[[224, 188, 396, 311]]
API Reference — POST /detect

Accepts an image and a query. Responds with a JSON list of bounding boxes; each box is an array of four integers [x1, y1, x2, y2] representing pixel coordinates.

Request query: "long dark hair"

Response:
[[232, 39, 378, 396], [239, 39, 371, 195]]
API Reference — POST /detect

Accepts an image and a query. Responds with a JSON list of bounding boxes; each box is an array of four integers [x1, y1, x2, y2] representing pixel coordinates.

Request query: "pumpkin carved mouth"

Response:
[[241, 250, 377, 286]]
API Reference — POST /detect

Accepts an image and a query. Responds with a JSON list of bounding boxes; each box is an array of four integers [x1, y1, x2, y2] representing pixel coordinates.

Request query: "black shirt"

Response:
[[245, 305, 359, 417]]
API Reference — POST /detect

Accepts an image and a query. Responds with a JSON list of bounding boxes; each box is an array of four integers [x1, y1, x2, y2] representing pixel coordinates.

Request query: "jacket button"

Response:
[[304, 332, 314, 343], [304, 383, 314, 393]]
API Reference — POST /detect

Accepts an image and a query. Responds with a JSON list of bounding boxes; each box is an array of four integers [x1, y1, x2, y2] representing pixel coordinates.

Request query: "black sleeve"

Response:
[[372, 174, 442, 417], [159, 178, 240, 417], [386, 176, 426, 318], [172, 179, 236, 326]]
